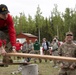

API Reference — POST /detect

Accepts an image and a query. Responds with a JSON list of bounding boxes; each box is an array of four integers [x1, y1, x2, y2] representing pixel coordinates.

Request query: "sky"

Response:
[[0, 0, 76, 18]]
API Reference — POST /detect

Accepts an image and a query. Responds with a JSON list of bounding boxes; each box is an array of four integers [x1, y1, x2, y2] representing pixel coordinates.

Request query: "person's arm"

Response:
[[7, 14, 16, 52], [31, 43, 34, 50], [69, 48, 76, 69]]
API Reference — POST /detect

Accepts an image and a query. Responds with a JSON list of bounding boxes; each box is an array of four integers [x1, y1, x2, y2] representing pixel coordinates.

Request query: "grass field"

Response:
[[0, 58, 59, 75]]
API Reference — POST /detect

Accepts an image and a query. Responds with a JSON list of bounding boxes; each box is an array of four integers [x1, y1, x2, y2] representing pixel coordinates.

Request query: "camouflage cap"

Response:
[[66, 31, 73, 36]]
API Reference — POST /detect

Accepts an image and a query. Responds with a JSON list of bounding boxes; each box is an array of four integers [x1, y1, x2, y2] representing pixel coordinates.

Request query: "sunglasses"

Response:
[[66, 34, 73, 36]]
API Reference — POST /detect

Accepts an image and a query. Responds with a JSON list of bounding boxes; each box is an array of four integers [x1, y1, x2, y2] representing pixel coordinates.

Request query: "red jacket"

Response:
[[15, 42, 22, 51], [0, 14, 16, 47]]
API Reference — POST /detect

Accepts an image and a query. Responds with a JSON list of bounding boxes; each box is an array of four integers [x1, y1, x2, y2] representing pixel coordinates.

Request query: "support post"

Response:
[[21, 64, 38, 75]]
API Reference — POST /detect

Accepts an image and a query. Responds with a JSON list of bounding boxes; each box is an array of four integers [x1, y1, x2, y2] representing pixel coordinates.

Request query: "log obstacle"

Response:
[[6, 53, 76, 62], [2, 53, 76, 75]]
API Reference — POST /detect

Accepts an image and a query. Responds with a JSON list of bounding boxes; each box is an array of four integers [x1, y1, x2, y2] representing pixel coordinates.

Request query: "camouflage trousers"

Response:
[[0, 31, 13, 64], [52, 50, 59, 66], [0, 31, 12, 51], [30, 50, 42, 63], [43, 49, 49, 62], [58, 68, 76, 75]]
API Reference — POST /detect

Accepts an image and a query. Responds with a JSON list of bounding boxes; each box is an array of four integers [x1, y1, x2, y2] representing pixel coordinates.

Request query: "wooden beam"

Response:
[[6, 53, 76, 62]]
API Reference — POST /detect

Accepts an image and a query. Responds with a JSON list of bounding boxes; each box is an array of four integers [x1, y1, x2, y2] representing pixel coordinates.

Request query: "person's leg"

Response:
[[69, 69, 76, 75], [0, 31, 6, 52], [33, 50, 39, 63], [0, 31, 7, 66], [38, 50, 42, 63], [26, 50, 31, 62], [0, 31, 13, 67], [52, 51, 58, 67], [58, 69, 67, 75], [45, 50, 47, 62]]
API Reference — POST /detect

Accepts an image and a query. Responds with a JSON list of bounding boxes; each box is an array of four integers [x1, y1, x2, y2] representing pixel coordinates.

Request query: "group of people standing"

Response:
[[15, 39, 41, 63], [40, 31, 76, 75], [15, 38, 51, 63]]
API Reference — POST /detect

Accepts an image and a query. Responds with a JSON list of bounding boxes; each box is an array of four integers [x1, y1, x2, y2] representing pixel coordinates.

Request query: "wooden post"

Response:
[[22, 64, 38, 75]]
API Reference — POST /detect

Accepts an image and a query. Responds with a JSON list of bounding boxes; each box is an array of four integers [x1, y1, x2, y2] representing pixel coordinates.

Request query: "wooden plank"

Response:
[[6, 53, 76, 62]]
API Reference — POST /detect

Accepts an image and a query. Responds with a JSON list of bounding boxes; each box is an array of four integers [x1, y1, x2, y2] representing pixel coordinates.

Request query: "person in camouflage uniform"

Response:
[[58, 31, 76, 75]]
